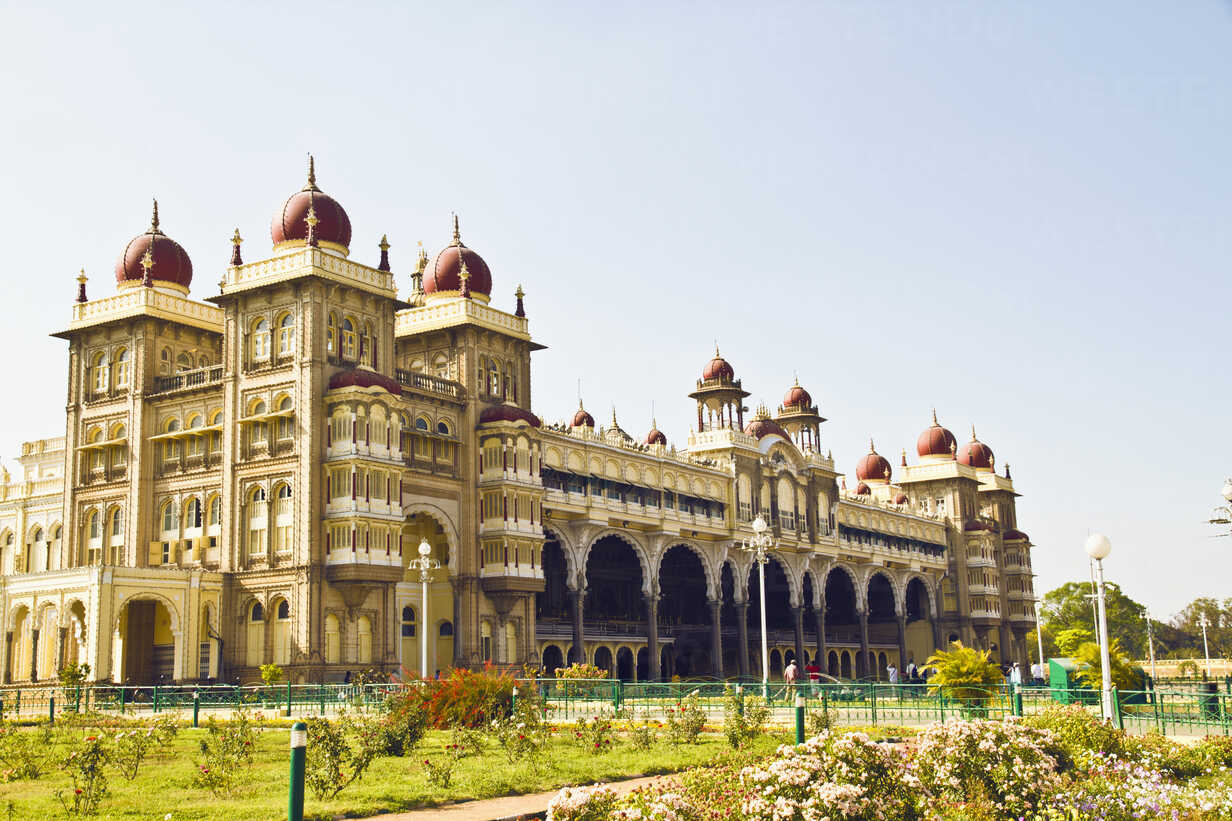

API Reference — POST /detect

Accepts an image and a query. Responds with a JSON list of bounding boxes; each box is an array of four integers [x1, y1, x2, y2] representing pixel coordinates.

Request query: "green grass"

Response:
[[0, 723, 791, 820]]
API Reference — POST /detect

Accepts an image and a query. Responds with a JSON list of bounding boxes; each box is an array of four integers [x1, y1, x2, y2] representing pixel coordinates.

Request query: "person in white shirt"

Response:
[[1030, 661, 1045, 686], [887, 663, 898, 684], [1009, 662, 1023, 686]]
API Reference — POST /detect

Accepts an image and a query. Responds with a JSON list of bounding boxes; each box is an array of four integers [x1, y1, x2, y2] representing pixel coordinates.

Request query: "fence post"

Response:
[[48, 696, 55, 726], [152, 685, 159, 714], [613, 680, 622, 711], [192, 690, 200, 728], [14, 690, 20, 718], [511, 685, 518, 716], [318, 685, 326, 717], [117, 687, 124, 715], [285, 682, 292, 718], [820, 685, 828, 728], [870, 683, 877, 726], [1012, 684, 1023, 718], [1111, 686, 1123, 731], [288, 722, 307, 821], [736, 684, 744, 717], [795, 693, 805, 744]]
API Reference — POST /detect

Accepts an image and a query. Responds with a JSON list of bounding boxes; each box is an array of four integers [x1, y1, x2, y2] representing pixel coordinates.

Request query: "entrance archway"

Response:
[[867, 572, 897, 680], [542, 644, 564, 674], [747, 556, 791, 675], [402, 512, 455, 674], [616, 646, 634, 680], [824, 568, 858, 679], [584, 536, 646, 632], [658, 545, 710, 678], [118, 598, 176, 684], [904, 577, 934, 671]]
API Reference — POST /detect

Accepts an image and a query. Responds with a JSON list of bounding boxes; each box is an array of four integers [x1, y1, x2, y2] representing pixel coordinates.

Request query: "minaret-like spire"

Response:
[[305, 197, 319, 247], [901, 448, 907, 467], [932, 408, 939, 425], [378, 235, 391, 272], [869, 438, 876, 453], [75, 268, 88, 303], [971, 424, 978, 441], [1005, 462, 1012, 479], [304, 154, 319, 191], [149, 199, 161, 233], [230, 228, 243, 266], [611, 405, 619, 427], [514, 285, 525, 317], [410, 241, 427, 303], [451, 213, 462, 246]]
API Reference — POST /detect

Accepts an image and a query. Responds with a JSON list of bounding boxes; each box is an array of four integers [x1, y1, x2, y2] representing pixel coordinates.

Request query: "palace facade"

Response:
[[0, 160, 1036, 685]]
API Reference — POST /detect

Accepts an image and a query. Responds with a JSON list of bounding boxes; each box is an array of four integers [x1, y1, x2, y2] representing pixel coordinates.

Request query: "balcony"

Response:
[[151, 365, 224, 396], [394, 369, 464, 401]]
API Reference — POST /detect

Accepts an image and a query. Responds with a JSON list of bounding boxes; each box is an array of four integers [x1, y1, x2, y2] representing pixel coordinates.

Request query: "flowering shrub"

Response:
[[0, 722, 53, 781], [56, 734, 108, 816], [627, 722, 657, 750], [574, 714, 616, 755], [494, 685, 549, 766], [372, 692, 428, 756], [393, 666, 515, 728], [1022, 703, 1125, 770], [555, 663, 610, 699], [721, 687, 768, 750], [740, 731, 918, 820], [111, 726, 157, 781], [449, 724, 486, 758], [664, 692, 706, 746], [191, 710, 257, 797], [911, 718, 1060, 818], [546, 783, 619, 821], [304, 713, 382, 800], [614, 783, 694, 821], [422, 748, 460, 788]]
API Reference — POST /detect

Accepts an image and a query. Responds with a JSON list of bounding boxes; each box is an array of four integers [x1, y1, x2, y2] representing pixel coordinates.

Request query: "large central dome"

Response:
[[423, 216, 492, 301], [271, 156, 352, 253], [115, 201, 193, 293]]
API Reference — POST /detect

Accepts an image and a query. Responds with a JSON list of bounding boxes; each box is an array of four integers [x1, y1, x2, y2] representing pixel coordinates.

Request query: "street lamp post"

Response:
[[408, 538, 441, 678], [1033, 598, 1047, 671], [1199, 614, 1212, 678], [1084, 533, 1114, 722], [740, 515, 775, 700], [1145, 606, 1158, 684]]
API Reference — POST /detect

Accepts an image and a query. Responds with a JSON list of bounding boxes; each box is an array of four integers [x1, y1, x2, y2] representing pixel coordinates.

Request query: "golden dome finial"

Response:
[[793, 370, 799, 386], [970, 424, 978, 441], [869, 438, 876, 453], [379, 234, 389, 251], [414, 241, 428, 274], [931, 408, 939, 425], [307, 154, 317, 189], [230, 228, 244, 266], [140, 245, 155, 287], [714, 341, 721, 358], [149, 199, 160, 233], [452, 213, 462, 245], [231, 228, 243, 247]]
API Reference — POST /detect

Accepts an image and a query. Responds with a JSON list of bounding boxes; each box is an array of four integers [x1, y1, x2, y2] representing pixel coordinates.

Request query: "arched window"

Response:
[[326, 313, 337, 355], [185, 498, 202, 529], [208, 410, 222, 454], [110, 507, 122, 537], [208, 495, 221, 526], [252, 318, 270, 360], [325, 614, 341, 664], [249, 400, 268, 444], [401, 606, 415, 637], [92, 351, 109, 393], [436, 420, 451, 436], [246, 601, 265, 667], [186, 415, 203, 457], [341, 318, 357, 361], [161, 501, 177, 533], [480, 621, 492, 661], [277, 312, 295, 357], [87, 511, 100, 540], [275, 395, 294, 440], [163, 419, 180, 461], [487, 359, 500, 396], [415, 417, 429, 431], [114, 348, 129, 389], [273, 599, 291, 664], [357, 616, 373, 664], [176, 352, 192, 372], [159, 347, 172, 377], [198, 354, 211, 368], [439, 621, 454, 637], [248, 487, 267, 557], [251, 602, 264, 622]]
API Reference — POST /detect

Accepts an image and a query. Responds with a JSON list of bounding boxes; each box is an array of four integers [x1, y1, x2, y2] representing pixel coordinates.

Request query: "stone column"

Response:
[[932, 618, 944, 653], [735, 601, 750, 677], [708, 599, 723, 677], [29, 629, 39, 682], [897, 616, 909, 670], [815, 606, 827, 673], [857, 611, 870, 679], [646, 593, 660, 681], [3, 631, 11, 684], [791, 605, 805, 668], [998, 623, 1011, 666], [568, 589, 584, 665], [56, 627, 67, 675]]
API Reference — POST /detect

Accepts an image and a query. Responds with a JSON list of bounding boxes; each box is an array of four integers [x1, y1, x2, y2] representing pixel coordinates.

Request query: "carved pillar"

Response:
[[568, 589, 584, 665], [3, 631, 11, 684], [56, 627, 67, 675], [708, 598, 722, 677], [646, 593, 660, 681], [29, 629, 39, 682], [791, 605, 805, 667], [998, 623, 1011, 666], [815, 604, 827, 673], [897, 615, 909, 670], [735, 601, 749, 677], [932, 617, 944, 653], [857, 610, 869, 679]]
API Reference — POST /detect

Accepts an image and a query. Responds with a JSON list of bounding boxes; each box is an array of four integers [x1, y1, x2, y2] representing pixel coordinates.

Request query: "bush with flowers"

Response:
[[393, 665, 516, 729], [613, 782, 694, 821], [55, 733, 108, 816], [911, 717, 1061, 818], [0, 721, 53, 781], [493, 683, 550, 766], [546, 783, 620, 821], [555, 662, 610, 700], [191, 709, 258, 797], [740, 730, 919, 821], [664, 692, 706, 746], [574, 713, 617, 755], [721, 687, 768, 750], [1022, 703, 1125, 771]]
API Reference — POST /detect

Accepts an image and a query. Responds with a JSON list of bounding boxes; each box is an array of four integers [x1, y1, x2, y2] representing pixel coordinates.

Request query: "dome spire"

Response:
[[76, 268, 88, 303], [514, 284, 525, 317], [304, 154, 319, 191], [149, 199, 161, 234], [970, 424, 978, 441], [451, 213, 462, 246], [869, 438, 876, 453], [932, 407, 939, 425], [378, 234, 391, 272]]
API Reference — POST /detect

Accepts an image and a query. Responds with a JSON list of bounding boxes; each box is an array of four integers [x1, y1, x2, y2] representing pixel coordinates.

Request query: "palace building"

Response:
[[0, 159, 1036, 685]]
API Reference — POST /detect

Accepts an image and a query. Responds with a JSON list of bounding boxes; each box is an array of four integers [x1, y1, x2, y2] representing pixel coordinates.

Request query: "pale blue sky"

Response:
[[1, 2, 1229, 618]]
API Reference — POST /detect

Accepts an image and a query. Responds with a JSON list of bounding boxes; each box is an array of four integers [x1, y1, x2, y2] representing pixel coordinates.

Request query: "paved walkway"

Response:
[[357, 774, 666, 821]]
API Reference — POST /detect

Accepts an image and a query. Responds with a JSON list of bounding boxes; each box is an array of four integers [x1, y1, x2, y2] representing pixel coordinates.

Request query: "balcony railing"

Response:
[[151, 365, 224, 396], [394, 369, 464, 401]]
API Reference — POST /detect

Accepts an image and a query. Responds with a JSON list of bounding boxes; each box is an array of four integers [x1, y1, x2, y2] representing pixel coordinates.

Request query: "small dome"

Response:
[[782, 381, 812, 408], [424, 216, 492, 299], [855, 482, 871, 496], [479, 403, 541, 427], [957, 427, 995, 471], [917, 410, 957, 459], [702, 346, 735, 381], [571, 402, 595, 429], [743, 405, 790, 441], [894, 493, 908, 505], [115, 201, 193, 292], [1003, 528, 1030, 542], [644, 422, 667, 446], [855, 440, 892, 483], [963, 519, 993, 532], [271, 157, 352, 252], [328, 368, 402, 395]]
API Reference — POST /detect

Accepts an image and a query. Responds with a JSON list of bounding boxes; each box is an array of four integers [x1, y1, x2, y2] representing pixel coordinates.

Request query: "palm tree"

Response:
[[923, 642, 1004, 710]]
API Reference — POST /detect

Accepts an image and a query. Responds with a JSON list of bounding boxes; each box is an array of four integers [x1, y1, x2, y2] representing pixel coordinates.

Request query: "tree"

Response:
[[1039, 581, 1148, 659], [923, 642, 1004, 706]]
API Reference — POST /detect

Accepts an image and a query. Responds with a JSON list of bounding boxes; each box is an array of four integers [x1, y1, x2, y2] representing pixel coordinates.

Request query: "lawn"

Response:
[[0, 722, 791, 820]]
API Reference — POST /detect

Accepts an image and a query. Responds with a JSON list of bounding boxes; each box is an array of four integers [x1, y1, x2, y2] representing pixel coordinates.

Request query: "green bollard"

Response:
[[152, 685, 159, 714], [49, 696, 55, 726], [1012, 684, 1023, 717], [1111, 686, 1124, 731], [288, 722, 307, 821], [511, 685, 518, 716], [118, 687, 125, 715], [192, 691, 201, 728], [285, 682, 292, 718], [736, 684, 744, 717], [613, 680, 621, 711], [870, 683, 877, 726], [794, 694, 805, 744]]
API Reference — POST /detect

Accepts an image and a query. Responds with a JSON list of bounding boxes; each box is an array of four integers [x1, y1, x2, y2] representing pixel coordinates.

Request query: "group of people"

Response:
[[781, 657, 1049, 687]]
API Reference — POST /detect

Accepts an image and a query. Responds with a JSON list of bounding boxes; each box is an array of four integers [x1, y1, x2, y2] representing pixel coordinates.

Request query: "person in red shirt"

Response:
[[805, 658, 821, 693]]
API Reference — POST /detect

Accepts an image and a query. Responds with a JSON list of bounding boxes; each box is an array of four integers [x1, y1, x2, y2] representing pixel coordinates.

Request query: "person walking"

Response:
[[1030, 660, 1045, 687], [784, 659, 799, 697], [886, 662, 898, 684], [1009, 661, 1023, 687]]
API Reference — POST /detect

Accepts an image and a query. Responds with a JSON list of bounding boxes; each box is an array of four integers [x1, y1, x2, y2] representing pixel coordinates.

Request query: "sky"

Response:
[[0, 1, 1229, 619]]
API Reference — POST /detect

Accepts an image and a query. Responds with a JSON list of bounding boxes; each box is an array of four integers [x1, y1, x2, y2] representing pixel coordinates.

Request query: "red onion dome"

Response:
[[115, 201, 193, 293], [571, 401, 595, 428], [855, 440, 892, 483], [644, 422, 667, 446], [328, 368, 402, 395], [271, 157, 352, 252], [479, 403, 541, 427], [957, 426, 995, 471], [963, 519, 991, 532], [1003, 528, 1030, 542], [894, 493, 908, 505], [855, 482, 871, 496], [782, 380, 812, 408], [917, 409, 957, 459], [701, 345, 735, 381], [423, 215, 493, 300], [743, 405, 790, 441]]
